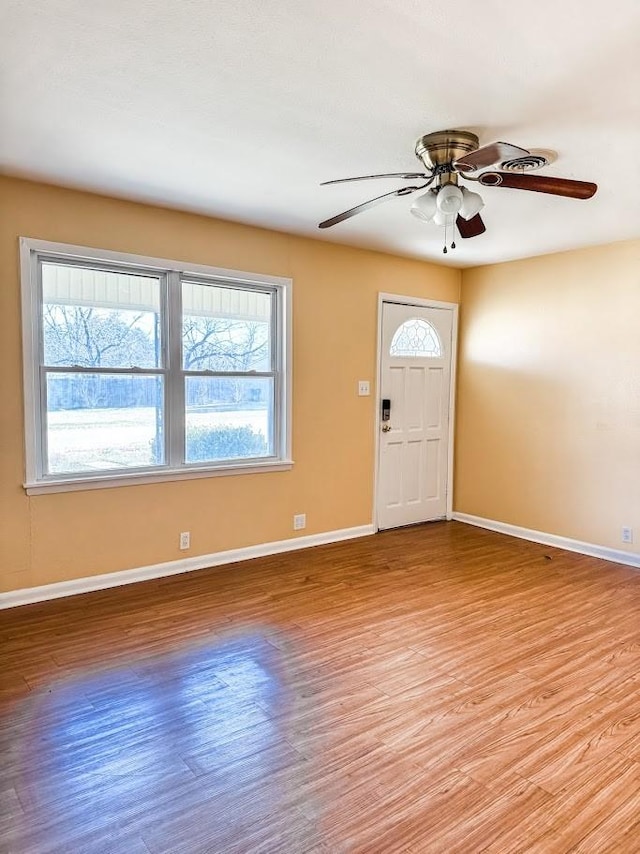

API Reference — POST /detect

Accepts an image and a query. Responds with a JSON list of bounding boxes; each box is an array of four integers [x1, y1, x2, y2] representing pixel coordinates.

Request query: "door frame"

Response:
[[373, 293, 459, 531]]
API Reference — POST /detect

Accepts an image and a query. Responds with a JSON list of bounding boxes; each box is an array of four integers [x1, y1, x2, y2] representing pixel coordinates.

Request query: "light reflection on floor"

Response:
[[8, 633, 306, 850]]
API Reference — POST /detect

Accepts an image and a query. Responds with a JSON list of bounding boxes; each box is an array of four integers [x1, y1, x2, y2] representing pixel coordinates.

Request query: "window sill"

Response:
[[24, 460, 294, 495]]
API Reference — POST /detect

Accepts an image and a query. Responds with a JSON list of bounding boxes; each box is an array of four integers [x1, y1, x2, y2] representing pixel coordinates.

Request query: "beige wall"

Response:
[[4, 175, 636, 596], [455, 239, 640, 551], [0, 176, 460, 593]]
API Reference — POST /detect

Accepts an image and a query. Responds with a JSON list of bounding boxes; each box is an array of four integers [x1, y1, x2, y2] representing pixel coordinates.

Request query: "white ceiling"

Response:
[[2, 0, 640, 267]]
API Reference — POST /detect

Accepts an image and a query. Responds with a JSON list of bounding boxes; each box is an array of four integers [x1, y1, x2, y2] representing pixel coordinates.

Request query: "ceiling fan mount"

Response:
[[318, 128, 597, 249], [414, 130, 480, 171]]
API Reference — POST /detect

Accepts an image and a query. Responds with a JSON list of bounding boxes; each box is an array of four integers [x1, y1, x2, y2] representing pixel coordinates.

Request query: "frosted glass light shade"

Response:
[[436, 184, 463, 215], [410, 191, 437, 222], [433, 209, 455, 227], [459, 187, 484, 220]]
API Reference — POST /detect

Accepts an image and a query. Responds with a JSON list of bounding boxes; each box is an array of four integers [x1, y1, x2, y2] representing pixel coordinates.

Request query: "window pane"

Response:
[[42, 263, 162, 368], [389, 318, 442, 358], [46, 374, 164, 474], [185, 377, 272, 463], [182, 281, 272, 372]]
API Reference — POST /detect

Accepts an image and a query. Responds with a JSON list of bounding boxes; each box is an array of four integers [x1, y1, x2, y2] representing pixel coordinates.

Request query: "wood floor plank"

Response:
[[1, 521, 639, 852]]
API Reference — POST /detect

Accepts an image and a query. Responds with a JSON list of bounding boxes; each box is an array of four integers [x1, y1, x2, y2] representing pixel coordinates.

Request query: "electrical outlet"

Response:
[[358, 380, 370, 396], [293, 513, 306, 531], [621, 527, 633, 544], [179, 531, 190, 550]]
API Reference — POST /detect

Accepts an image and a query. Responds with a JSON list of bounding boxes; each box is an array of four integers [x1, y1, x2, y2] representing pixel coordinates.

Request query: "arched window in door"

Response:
[[389, 317, 442, 358]]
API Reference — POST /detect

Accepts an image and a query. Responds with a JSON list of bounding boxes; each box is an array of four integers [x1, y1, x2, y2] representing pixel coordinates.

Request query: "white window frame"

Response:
[[20, 238, 293, 495]]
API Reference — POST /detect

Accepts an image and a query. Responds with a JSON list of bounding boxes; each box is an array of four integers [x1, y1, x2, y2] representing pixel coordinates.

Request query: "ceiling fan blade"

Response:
[[454, 141, 530, 173], [321, 172, 429, 186], [318, 184, 426, 229], [456, 213, 486, 239], [478, 172, 597, 199]]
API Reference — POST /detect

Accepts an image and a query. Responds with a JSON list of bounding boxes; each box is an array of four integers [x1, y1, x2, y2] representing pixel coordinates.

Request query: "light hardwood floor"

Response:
[[1, 521, 639, 853]]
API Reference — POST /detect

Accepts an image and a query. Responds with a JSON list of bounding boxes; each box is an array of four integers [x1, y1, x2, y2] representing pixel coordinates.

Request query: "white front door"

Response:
[[376, 301, 454, 530]]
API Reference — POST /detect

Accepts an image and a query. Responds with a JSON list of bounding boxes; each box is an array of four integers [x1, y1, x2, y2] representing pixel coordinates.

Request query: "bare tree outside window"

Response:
[[43, 305, 157, 369], [182, 316, 269, 373], [22, 245, 289, 488], [42, 292, 272, 470]]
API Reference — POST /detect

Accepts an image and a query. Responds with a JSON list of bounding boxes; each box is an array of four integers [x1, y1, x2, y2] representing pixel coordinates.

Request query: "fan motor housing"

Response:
[[415, 130, 479, 169]]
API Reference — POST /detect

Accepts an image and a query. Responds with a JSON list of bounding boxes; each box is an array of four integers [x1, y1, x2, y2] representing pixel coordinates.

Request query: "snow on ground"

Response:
[[47, 406, 268, 472]]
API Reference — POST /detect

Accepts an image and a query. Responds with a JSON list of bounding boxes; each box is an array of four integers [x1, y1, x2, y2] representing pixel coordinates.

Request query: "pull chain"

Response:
[[443, 216, 455, 253]]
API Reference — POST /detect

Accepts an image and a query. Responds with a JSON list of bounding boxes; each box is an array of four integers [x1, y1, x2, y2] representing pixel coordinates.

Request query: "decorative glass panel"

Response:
[[390, 318, 442, 358]]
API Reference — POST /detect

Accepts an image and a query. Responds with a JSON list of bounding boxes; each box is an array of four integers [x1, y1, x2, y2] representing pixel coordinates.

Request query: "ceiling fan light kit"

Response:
[[410, 183, 484, 226], [410, 190, 437, 222], [459, 187, 484, 220], [436, 183, 464, 215], [319, 128, 597, 253], [433, 209, 455, 227]]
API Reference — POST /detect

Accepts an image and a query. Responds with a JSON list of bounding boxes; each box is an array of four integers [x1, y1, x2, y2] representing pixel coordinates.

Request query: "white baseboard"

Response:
[[0, 524, 375, 610], [452, 512, 640, 570]]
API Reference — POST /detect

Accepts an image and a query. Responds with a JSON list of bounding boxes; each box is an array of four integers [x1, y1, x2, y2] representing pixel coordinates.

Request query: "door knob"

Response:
[[381, 423, 391, 432]]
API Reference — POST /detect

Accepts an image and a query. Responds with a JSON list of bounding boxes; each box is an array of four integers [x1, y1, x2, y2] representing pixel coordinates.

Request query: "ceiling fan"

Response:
[[318, 130, 597, 252]]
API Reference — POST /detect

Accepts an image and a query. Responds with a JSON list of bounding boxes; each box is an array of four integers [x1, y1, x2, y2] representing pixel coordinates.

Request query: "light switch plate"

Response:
[[358, 380, 370, 396]]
